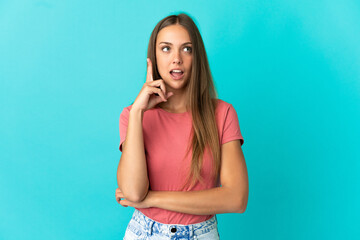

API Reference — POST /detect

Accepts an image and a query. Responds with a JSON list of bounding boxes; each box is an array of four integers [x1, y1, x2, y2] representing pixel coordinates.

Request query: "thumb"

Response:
[[153, 92, 173, 106], [166, 92, 174, 99]]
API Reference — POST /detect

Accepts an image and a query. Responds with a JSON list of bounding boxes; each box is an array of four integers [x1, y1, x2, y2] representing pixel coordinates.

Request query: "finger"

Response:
[[116, 192, 124, 199], [116, 194, 123, 200], [148, 80, 167, 97], [146, 58, 154, 82], [151, 86, 167, 102], [116, 194, 126, 202], [120, 199, 129, 207], [166, 92, 174, 99]]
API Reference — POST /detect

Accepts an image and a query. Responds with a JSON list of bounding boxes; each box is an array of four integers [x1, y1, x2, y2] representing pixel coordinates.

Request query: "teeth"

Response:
[[172, 70, 183, 73]]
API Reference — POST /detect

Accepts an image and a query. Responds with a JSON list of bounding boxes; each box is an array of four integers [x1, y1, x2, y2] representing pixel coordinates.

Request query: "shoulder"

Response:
[[214, 98, 233, 115], [213, 98, 241, 126], [120, 103, 134, 119], [124, 104, 133, 112]]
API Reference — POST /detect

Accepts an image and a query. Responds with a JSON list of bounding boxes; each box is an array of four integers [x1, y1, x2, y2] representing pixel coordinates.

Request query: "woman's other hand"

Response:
[[116, 187, 153, 209]]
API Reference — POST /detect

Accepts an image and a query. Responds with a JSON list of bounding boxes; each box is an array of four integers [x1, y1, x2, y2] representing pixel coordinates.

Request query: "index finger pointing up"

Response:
[[146, 58, 154, 82]]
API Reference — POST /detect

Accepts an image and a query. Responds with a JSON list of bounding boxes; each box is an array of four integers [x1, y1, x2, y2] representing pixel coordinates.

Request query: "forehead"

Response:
[[156, 24, 191, 44]]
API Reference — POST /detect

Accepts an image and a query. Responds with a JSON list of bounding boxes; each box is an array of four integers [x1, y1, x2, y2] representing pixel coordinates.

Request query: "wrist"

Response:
[[148, 190, 159, 208], [129, 108, 144, 120], [130, 107, 144, 115]]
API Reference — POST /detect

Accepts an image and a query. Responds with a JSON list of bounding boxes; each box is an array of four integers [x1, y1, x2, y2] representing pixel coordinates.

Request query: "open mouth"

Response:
[[170, 70, 184, 79]]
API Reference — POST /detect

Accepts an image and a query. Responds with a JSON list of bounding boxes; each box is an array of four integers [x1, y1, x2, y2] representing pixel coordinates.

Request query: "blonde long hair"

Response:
[[147, 13, 221, 190]]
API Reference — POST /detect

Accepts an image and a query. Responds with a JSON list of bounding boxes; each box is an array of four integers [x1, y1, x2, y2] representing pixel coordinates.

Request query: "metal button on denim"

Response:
[[123, 209, 220, 239]]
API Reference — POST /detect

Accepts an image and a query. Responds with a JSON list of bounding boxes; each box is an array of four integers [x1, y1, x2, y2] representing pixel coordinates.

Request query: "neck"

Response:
[[158, 87, 189, 112]]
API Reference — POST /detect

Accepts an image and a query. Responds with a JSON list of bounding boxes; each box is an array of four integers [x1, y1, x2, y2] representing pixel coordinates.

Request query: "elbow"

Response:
[[126, 190, 149, 203], [121, 183, 149, 203], [237, 202, 247, 213], [236, 191, 248, 213], [117, 169, 149, 203]]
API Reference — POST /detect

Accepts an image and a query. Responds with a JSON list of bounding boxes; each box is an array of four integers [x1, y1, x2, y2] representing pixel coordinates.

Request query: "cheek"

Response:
[[186, 56, 192, 68], [187, 61, 192, 72], [157, 63, 167, 76], [155, 56, 166, 71], [156, 62, 169, 79]]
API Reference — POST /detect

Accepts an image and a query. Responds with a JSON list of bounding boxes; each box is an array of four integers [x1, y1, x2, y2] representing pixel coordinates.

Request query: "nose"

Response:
[[172, 51, 182, 64]]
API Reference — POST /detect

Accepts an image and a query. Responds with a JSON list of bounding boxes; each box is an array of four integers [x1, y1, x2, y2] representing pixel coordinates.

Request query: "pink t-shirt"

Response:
[[118, 98, 244, 225]]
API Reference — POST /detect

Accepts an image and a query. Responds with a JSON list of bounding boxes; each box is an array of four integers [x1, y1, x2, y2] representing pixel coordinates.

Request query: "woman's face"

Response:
[[155, 24, 193, 92]]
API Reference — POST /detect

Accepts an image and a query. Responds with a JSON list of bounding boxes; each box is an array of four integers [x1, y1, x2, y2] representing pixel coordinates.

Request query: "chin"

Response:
[[167, 77, 189, 90], [159, 72, 189, 89]]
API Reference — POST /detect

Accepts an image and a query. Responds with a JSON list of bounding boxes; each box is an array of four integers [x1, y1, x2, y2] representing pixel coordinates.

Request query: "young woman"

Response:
[[116, 13, 248, 240]]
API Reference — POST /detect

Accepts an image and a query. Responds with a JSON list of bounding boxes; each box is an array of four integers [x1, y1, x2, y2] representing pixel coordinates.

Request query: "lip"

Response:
[[169, 71, 185, 80], [170, 68, 184, 72]]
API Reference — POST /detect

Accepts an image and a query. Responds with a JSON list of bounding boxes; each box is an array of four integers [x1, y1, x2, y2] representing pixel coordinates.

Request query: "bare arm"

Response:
[[149, 186, 242, 215], [116, 58, 172, 204], [147, 140, 248, 214], [117, 108, 149, 203]]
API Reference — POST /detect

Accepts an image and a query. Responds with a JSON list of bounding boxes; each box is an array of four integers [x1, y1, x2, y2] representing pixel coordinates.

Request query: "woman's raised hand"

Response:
[[131, 58, 174, 112]]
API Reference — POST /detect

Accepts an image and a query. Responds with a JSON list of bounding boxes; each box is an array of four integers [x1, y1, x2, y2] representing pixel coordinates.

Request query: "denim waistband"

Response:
[[131, 209, 218, 238]]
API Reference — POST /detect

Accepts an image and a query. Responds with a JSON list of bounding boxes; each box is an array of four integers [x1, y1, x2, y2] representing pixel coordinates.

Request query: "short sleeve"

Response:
[[119, 107, 130, 152], [221, 104, 244, 146]]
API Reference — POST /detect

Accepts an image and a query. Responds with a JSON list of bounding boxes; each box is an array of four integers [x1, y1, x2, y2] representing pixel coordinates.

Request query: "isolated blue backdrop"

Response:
[[0, 0, 359, 239]]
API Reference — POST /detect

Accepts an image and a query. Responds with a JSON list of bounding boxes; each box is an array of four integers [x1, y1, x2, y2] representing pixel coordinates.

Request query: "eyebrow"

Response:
[[159, 41, 192, 45]]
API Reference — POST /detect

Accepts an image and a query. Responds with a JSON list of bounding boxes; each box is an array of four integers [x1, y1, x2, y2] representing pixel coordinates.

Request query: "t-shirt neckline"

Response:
[[155, 106, 190, 115]]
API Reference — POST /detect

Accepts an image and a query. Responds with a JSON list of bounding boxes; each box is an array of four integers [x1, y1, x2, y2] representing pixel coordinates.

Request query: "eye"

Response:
[[161, 46, 192, 53], [184, 46, 192, 53], [162, 46, 170, 52]]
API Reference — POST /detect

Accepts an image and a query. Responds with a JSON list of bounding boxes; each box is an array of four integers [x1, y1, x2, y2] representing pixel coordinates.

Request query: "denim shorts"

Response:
[[123, 209, 220, 239]]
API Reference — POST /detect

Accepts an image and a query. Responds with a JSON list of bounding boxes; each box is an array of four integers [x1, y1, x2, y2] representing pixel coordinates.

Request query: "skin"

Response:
[[116, 140, 249, 214], [154, 23, 193, 113], [115, 24, 249, 214], [116, 24, 191, 203]]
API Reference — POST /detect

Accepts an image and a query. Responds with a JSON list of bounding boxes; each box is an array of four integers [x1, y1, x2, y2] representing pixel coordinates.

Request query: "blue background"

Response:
[[1, 0, 359, 239]]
